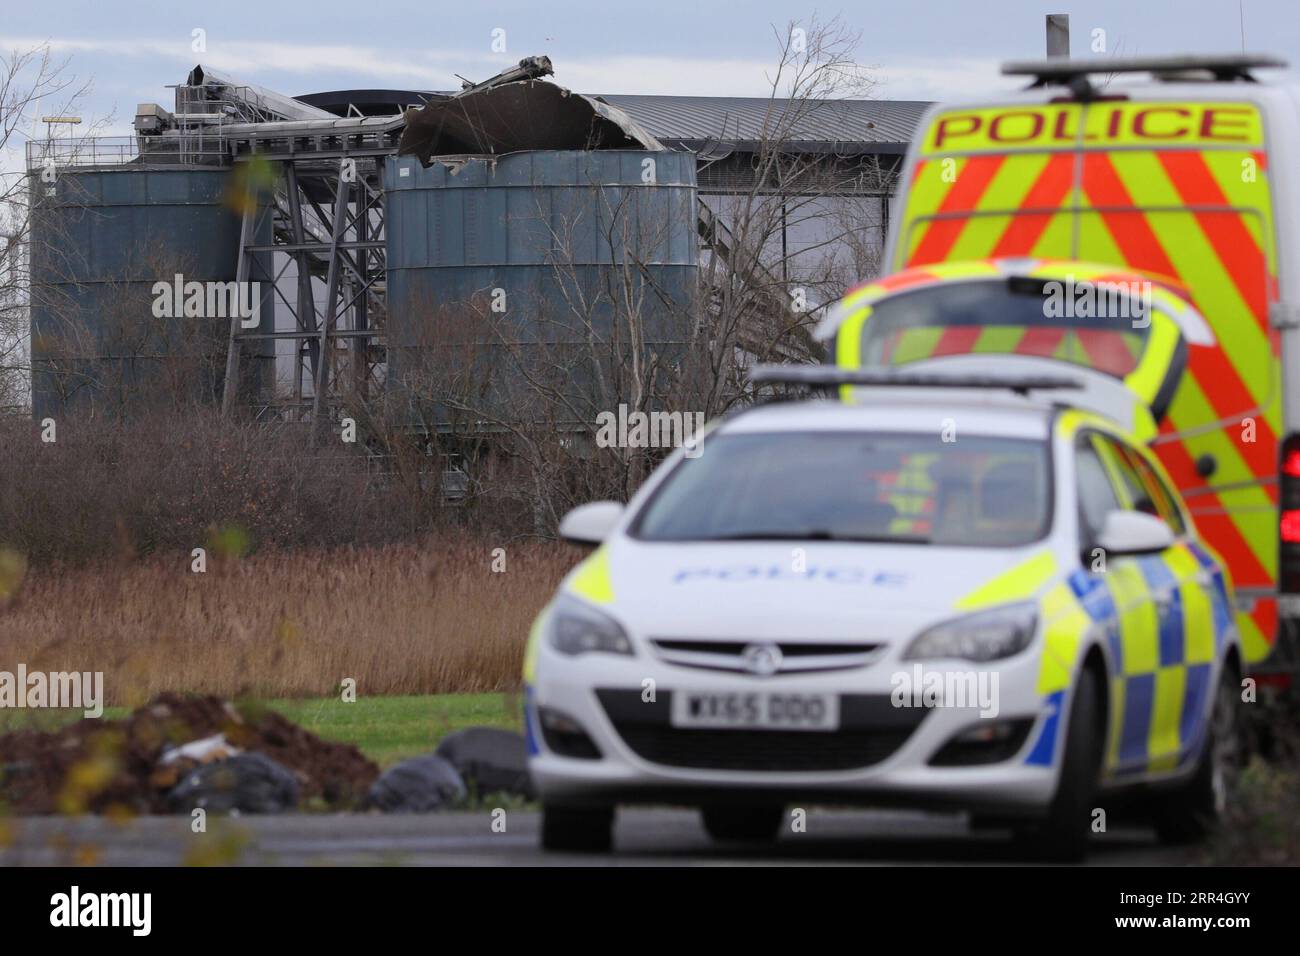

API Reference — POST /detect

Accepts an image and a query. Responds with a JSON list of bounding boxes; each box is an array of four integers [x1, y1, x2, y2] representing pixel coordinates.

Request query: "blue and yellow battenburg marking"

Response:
[[951, 406, 1233, 776], [961, 538, 1233, 774], [1090, 542, 1227, 776]]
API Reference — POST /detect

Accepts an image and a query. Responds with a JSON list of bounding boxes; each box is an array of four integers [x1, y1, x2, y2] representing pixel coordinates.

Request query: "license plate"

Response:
[[670, 691, 839, 731]]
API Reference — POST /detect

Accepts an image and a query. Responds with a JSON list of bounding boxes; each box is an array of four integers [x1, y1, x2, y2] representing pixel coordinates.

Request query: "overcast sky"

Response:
[[5, 0, 1300, 141]]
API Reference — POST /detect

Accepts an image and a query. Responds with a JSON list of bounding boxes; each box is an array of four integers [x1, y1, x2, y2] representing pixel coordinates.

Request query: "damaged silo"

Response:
[[385, 62, 698, 428]]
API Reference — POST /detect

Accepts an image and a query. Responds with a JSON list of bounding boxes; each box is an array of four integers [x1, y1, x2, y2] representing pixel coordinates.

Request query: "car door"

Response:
[[1073, 433, 1143, 776], [1108, 435, 1223, 774], [1090, 431, 1199, 775]]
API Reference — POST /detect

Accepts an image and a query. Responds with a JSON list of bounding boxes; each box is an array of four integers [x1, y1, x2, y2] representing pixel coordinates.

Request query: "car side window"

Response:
[[1075, 438, 1122, 542], [1116, 441, 1188, 537], [1091, 434, 1155, 517]]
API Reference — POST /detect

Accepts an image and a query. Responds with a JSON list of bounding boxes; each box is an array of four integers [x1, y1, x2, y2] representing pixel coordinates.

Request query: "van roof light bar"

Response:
[[748, 365, 1084, 396], [1003, 54, 1287, 88]]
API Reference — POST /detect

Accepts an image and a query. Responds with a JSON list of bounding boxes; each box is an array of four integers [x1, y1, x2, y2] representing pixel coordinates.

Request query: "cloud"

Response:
[[874, 56, 1023, 100], [1, 33, 1022, 102], [1, 35, 774, 95], [0, 35, 472, 87], [547, 53, 1020, 100], [553, 55, 790, 96]]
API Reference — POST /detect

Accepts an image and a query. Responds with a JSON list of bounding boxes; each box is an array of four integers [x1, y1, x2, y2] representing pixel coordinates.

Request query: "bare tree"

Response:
[[693, 15, 891, 414], [0, 44, 96, 413]]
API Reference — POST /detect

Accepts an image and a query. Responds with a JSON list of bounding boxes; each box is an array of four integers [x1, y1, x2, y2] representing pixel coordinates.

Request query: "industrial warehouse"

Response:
[[26, 56, 925, 432]]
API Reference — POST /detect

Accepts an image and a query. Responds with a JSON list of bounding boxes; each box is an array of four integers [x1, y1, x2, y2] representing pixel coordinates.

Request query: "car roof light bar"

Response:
[[748, 364, 1084, 397], [1002, 54, 1287, 86]]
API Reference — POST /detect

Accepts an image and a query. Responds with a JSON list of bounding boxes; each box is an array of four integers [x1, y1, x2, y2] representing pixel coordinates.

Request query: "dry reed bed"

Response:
[[0, 537, 578, 703]]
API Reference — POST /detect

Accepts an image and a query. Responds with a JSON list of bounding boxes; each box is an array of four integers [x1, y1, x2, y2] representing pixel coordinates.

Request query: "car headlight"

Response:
[[548, 595, 634, 657], [903, 602, 1038, 663]]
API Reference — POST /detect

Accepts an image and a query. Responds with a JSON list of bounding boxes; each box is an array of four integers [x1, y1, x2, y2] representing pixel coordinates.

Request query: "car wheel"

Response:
[[540, 803, 614, 853], [700, 805, 785, 843], [1021, 666, 1104, 862], [1154, 663, 1242, 845]]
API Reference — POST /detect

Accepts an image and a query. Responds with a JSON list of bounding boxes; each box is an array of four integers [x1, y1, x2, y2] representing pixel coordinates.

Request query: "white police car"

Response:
[[522, 368, 1243, 859]]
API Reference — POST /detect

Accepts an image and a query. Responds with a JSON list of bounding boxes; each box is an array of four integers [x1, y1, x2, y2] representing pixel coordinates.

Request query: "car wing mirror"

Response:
[[558, 501, 625, 545], [1094, 509, 1174, 557]]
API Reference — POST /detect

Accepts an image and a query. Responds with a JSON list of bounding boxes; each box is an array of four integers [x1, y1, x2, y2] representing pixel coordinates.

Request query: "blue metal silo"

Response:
[[384, 149, 698, 424], [29, 165, 273, 419]]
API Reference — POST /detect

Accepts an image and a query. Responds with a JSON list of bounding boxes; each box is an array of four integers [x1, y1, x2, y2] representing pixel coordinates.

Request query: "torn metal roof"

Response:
[[397, 57, 662, 164]]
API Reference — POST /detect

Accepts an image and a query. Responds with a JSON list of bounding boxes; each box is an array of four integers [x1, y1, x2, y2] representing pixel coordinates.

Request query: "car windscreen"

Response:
[[857, 278, 1149, 378], [631, 431, 1052, 547]]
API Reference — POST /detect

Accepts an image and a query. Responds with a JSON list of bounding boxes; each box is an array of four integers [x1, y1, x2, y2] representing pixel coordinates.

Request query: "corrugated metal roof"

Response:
[[599, 94, 930, 153], [290, 85, 929, 153]]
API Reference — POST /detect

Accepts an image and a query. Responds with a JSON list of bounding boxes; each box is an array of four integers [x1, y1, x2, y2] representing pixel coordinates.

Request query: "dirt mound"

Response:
[[0, 693, 378, 815]]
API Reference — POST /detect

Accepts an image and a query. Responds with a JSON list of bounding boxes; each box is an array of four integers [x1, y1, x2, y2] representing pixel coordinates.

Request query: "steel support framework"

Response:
[[219, 149, 387, 429]]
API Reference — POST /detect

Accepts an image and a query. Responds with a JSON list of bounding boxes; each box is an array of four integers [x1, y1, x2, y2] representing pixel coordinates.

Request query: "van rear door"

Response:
[[887, 95, 1279, 660]]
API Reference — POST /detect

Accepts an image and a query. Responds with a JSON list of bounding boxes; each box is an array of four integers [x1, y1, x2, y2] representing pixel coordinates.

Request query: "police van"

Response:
[[851, 54, 1300, 683]]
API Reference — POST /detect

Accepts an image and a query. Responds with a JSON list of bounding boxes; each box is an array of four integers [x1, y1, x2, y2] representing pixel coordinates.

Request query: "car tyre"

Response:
[[1019, 666, 1104, 862], [1153, 663, 1242, 845], [540, 803, 614, 853], [701, 805, 785, 843]]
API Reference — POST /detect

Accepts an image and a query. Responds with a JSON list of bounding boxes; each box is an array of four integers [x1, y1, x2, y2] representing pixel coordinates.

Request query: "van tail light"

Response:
[[1253, 671, 1294, 691], [1281, 435, 1300, 592]]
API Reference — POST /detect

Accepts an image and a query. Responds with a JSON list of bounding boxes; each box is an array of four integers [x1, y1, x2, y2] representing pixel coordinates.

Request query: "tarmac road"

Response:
[[0, 808, 1202, 866]]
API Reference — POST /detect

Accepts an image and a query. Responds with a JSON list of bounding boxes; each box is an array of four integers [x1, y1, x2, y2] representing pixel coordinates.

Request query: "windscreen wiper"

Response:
[[707, 530, 931, 544]]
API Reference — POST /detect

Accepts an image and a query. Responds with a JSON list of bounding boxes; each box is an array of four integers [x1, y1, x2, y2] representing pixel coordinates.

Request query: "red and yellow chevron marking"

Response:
[[889, 101, 1279, 661], [835, 259, 1195, 432], [883, 324, 1142, 374]]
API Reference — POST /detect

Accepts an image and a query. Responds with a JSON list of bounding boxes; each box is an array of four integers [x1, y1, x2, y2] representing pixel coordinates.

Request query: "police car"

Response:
[[523, 367, 1244, 859]]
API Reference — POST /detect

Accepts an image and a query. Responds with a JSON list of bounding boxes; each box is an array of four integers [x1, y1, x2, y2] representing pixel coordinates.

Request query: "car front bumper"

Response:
[[526, 646, 1064, 817]]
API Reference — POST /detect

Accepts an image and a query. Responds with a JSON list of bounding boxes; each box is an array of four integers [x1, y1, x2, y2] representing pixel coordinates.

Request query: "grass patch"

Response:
[[0, 707, 129, 733], [267, 693, 521, 767], [0, 693, 521, 768], [1205, 757, 1300, 864]]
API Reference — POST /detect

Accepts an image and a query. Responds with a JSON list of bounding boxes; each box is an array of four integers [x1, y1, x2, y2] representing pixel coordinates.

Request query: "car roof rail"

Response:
[[748, 364, 1084, 397], [1002, 54, 1287, 96]]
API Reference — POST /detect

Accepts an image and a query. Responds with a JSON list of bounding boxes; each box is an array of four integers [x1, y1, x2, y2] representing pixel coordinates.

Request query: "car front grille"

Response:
[[596, 689, 926, 772], [649, 638, 884, 675]]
